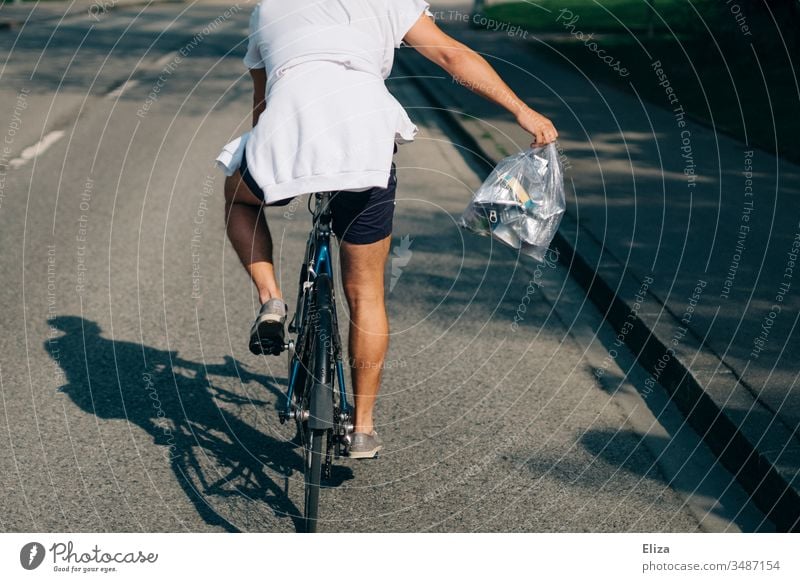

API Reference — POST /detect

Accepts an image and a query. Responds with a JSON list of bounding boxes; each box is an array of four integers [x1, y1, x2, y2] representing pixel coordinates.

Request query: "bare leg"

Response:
[[339, 235, 391, 434], [224, 170, 282, 303]]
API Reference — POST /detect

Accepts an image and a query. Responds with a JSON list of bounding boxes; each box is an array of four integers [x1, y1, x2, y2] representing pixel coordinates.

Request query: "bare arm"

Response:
[[250, 67, 267, 127], [402, 14, 557, 146]]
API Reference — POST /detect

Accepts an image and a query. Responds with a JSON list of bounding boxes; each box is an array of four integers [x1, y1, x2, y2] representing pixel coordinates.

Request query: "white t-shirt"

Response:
[[215, 0, 432, 203]]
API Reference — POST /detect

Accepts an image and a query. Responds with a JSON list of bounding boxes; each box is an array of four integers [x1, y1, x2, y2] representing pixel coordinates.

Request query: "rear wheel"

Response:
[[302, 427, 325, 533], [300, 275, 335, 533]]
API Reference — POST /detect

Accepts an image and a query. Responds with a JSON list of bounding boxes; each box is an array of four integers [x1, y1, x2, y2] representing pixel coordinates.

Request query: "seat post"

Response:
[[315, 192, 333, 228]]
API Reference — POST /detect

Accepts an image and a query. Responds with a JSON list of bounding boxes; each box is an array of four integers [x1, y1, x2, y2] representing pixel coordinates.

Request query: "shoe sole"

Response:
[[249, 317, 285, 355], [348, 444, 383, 459]]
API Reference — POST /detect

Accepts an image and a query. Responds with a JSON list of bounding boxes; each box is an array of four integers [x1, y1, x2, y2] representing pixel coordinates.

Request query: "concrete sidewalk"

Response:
[[400, 2, 800, 531]]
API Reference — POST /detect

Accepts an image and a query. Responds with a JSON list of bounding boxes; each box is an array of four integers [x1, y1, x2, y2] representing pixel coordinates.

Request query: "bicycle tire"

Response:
[[303, 427, 325, 533], [301, 274, 335, 532]]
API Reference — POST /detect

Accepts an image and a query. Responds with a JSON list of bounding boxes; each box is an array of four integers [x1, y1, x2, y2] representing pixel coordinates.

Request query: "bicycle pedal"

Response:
[[265, 345, 282, 355], [250, 342, 282, 356]]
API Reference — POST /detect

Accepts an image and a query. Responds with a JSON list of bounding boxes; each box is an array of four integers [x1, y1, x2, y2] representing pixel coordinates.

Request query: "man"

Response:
[[216, 0, 557, 458]]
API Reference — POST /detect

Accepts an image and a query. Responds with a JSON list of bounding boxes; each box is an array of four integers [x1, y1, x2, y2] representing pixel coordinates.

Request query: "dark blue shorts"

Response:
[[239, 148, 397, 245]]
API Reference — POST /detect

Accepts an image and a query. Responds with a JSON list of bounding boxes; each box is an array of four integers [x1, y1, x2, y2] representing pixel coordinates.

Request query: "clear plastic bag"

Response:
[[460, 142, 566, 262]]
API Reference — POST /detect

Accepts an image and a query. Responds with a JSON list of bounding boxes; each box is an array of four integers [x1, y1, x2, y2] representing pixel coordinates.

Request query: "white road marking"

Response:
[[8, 130, 65, 169], [153, 51, 179, 69], [105, 79, 139, 99]]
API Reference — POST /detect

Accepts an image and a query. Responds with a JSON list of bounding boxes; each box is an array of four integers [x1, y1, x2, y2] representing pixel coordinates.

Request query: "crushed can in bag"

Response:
[[459, 142, 566, 262]]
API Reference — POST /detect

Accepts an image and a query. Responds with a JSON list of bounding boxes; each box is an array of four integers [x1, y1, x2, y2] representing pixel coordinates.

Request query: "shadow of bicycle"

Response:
[[45, 315, 353, 532]]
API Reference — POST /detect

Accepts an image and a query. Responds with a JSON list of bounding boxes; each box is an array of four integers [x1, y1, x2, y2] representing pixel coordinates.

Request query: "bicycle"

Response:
[[252, 192, 354, 533]]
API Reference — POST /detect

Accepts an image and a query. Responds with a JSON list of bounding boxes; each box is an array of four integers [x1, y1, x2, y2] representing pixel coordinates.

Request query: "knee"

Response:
[[343, 284, 385, 311]]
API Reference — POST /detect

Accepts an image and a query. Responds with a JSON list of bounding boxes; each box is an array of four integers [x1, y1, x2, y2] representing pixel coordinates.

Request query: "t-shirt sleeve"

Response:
[[243, 4, 264, 69], [389, 0, 433, 48]]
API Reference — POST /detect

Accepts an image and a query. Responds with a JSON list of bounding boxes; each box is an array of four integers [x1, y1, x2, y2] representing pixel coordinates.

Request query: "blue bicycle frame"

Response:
[[282, 193, 351, 423]]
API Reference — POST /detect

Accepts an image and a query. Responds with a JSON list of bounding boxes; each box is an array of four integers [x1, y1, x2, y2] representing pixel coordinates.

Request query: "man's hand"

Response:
[[516, 107, 558, 147]]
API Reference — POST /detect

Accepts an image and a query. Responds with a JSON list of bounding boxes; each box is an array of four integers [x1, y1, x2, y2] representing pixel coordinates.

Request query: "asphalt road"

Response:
[[0, 0, 776, 532]]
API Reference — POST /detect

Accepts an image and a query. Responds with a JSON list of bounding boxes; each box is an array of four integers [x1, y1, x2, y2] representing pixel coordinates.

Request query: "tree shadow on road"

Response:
[[578, 427, 776, 532], [2, 4, 251, 107], [44, 315, 345, 532]]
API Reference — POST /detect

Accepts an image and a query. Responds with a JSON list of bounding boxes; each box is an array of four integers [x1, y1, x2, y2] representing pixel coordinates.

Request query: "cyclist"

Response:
[[216, 0, 557, 459]]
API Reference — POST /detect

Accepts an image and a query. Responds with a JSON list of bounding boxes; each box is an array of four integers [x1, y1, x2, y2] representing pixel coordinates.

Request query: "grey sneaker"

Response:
[[348, 430, 383, 459], [249, 298, 287, 355]]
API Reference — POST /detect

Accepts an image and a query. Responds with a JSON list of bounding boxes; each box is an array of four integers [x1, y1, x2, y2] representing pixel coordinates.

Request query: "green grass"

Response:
[[484, 1, 800, 163], [483, 0, 706, 33]]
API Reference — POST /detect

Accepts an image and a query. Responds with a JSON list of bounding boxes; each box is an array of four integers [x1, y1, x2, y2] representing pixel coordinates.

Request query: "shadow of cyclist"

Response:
[[45, 315, 347, 532]]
